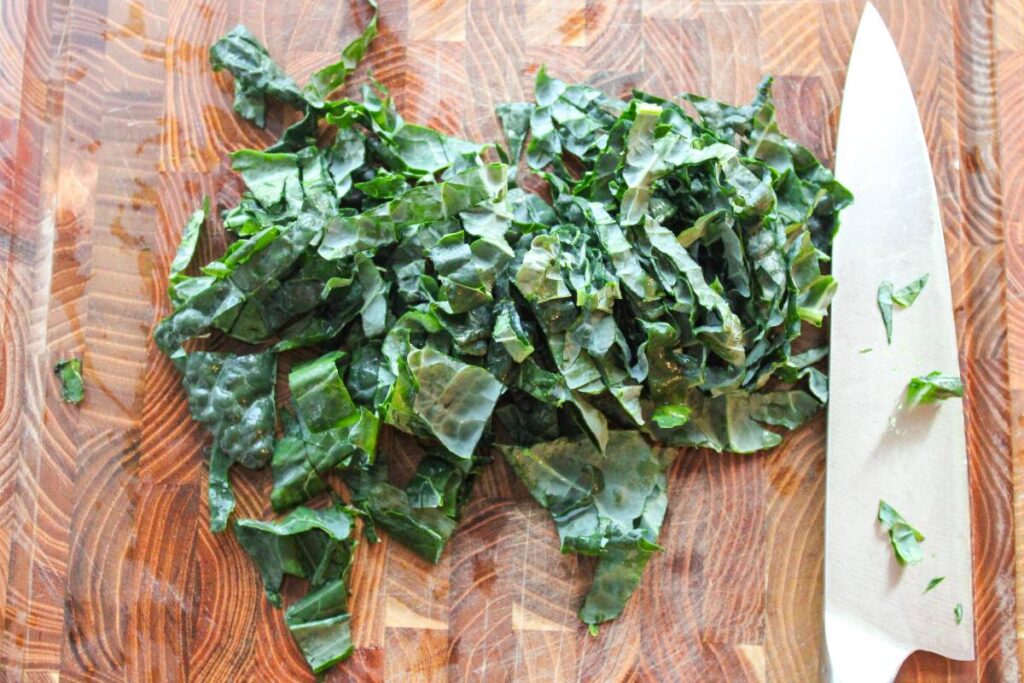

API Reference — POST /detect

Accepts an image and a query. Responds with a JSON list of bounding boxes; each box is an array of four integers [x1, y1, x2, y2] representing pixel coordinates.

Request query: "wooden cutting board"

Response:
[[1, 0, 1020, 680]]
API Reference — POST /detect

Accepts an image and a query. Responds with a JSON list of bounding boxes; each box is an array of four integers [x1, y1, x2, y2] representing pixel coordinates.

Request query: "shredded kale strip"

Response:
[[344, 453, 475, 564], [234, 503, 357, 673], [168, 198, 208, 306], [207, 446, 236, 533], [54, 358, 85, 404], [878, 500, 925, 566], [155, 16, 852, 673], [906, 371, 963, 406], [878, 273, 928, 343]]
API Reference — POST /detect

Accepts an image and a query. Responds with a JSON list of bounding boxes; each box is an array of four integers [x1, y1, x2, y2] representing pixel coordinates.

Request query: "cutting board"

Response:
[[1, 0, 1020, 680]]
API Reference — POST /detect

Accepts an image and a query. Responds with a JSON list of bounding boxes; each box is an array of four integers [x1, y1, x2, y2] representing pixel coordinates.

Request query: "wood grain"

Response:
[[0, 0, 1019, 680]]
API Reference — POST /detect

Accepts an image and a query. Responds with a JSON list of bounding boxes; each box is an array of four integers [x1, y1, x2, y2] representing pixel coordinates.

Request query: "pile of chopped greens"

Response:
[[154, 3, 851, 674]]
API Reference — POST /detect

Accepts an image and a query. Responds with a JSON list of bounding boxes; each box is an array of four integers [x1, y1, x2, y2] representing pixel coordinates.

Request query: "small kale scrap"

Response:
[[877, 274, 929, 344], [168, 198, 208, 306], [878, 500, 925, 566], [906, 371, 963, 406], [54, 358, 84, 404], [153, 6, 852, 673]]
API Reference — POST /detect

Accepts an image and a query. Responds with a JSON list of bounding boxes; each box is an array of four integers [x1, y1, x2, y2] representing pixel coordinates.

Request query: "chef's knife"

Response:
[[825, 4, 974, 681]]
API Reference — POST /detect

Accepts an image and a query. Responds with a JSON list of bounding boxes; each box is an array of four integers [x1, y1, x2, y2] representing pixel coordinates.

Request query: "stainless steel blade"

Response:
[[825, 3, 974, 680]]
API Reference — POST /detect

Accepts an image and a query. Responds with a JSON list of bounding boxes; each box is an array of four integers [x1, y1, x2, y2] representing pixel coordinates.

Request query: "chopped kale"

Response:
[[155, 17, 852, 675], [53, 358, 85, 404], [878, 500, 925, 566], [502, 432, 672, 626], [878, 274, 929, 343], [234, 503, 357, 673], [182, 351, 277, 469], [906, 371, 964, 406]]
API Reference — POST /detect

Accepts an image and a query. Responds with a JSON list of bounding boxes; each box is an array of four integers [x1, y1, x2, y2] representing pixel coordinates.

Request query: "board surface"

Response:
[[1, 0, 1020, 680]]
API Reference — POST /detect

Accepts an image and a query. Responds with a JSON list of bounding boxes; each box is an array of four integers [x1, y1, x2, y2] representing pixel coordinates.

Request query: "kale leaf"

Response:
[[234, 503, 357, 672], [501, 431, 672, 626], [210, 25, 306, 127], [53, 358, 85, 404], [892, 274, 929, 307], [906, 371, 964, 406], [878, 274, 928, 344], [208, 446, 236, 533], [303, 1, 378, 106], [345, 458, 465, 564], [878, 499, 925, 566], [168, 198, 208, 306], [182, 351, 276, 469]]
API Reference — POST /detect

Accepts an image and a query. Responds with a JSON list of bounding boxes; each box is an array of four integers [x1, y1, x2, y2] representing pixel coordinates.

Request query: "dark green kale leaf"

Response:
[[210, 2, 376, 131], [234, 503, 356, 606], [355, 171, 408, 200], [208, 446, 236, 533], [318, 164, 506, 261], [285, 579, 353, 674], [154, 278, 244, 365], [303, 1, 378, 106], [345, 453, 473, 563], [877, 499, 925, 566], [269, 350, 380, 511], [878, 274, 928, 344], [495, 102, 534, 165], [501, 431, 671, 626], [289, 351, 378, 473], [352, 82, 485, 178], [155, 217, 322, 361], [168, 198, 208, 306], [182, 351, 276, 469], [892, 274, 929, 307], [906, 371, 964, 406], [386, 345, 503, 459], [525, 66, 625, 175], [654, 389, 820, 453], [230, 150, 304, 214], [264, 356, 373, 513], [161, 22, 855, 671], [270, 411, 328, 512], [53, 358, 85, 404], [234, 503, 357, 673], [209, 25, 306, 127]]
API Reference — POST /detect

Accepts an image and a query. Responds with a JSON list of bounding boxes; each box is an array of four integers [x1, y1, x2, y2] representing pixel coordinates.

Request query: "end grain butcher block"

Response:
[[0, 0, 1020, 681]]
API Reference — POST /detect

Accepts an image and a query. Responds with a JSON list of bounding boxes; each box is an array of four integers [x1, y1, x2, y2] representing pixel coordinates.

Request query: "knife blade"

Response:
[[825, 4, 974, 681]]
